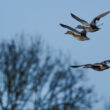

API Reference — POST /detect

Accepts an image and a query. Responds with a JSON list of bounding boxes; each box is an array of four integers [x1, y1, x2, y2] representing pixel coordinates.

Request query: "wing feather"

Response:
[[71, 13, 89, 26], [70, 65, 85, 68], [60, 24, 80, 34], [90, 11, 110, 25]]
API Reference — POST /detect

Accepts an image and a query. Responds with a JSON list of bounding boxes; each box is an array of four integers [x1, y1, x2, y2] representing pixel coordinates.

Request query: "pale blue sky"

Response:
[[0, 0, 110, 107]]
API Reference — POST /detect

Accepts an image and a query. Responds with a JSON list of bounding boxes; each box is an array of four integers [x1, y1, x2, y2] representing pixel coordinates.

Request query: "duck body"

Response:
[[76, 24, 100, 32], [71, 10, 110, 32], [60, 23, 89, 41], [65, 31, 89, 41], [86, 24, 100, 32], [70, 60, 110, 71], [84, 63, 110, 71]]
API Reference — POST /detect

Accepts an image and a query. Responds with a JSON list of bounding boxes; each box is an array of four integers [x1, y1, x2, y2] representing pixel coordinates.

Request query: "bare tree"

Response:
[[33, 65, 97, 110], [0, 35, 97, 110], [102, 99, 110, 110]]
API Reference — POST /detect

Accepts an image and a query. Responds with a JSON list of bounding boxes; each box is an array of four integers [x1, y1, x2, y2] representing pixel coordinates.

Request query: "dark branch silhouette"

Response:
[[0, 35, 97, 110]]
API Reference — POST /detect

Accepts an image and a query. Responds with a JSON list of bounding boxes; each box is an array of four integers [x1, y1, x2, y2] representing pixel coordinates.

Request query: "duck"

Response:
[[70, 60, 110, 71], [71, 10, 110, 32], [60, 24, 89, 41]]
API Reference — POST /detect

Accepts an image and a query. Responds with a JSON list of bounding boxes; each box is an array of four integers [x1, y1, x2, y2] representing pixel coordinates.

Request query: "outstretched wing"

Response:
[[70, 65, 84, 68], [101, 60, 110, 64], [71, 13, 89, 26], [71, 64, 92, 68], [90, 10, 110, 25], [60, 23, 80, 34]]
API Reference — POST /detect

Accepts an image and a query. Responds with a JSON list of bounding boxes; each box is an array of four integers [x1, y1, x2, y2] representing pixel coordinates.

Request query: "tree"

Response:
[[102, 99, 110, 110], [0, 34, 97, 110]]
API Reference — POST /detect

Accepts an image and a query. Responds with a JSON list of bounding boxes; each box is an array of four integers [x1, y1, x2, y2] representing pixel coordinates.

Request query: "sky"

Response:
[[0, 0, 110, 109]]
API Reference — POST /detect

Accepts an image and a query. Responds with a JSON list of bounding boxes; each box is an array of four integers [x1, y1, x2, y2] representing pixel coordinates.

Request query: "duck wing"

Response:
[[80, 29, 87, 36], [101, 60, 110, 64], [70, 65, 84, 68], [90, 10, 110, 25], [71, 13, 89, 26], [60, 24, 80, 34], [93, 63, 102, 66], [71, 64, 93, 68]]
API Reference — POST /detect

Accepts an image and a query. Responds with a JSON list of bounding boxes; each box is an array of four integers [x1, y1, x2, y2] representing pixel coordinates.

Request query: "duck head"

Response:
[[76, 25, 85, 29], [65, 31, 73, 34]]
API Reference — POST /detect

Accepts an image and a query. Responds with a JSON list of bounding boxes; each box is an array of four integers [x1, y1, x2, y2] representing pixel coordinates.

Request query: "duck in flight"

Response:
[[71, 10, 110, 32], [70, 60, 110, 71], [60, 23, 89, 41]]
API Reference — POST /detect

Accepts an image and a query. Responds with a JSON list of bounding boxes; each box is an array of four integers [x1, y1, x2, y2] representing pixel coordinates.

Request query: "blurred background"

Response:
[[0, 0, 110, 110]]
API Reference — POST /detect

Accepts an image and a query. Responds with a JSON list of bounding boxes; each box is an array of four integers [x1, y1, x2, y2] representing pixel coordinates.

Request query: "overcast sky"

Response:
[[0, 0, 110, 108]]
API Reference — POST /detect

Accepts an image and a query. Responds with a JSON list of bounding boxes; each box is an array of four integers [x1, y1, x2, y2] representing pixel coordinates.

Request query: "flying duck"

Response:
[[71, 10, 110, 32], [60, 23, 89, 41], [70, 60, 110, 71]]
